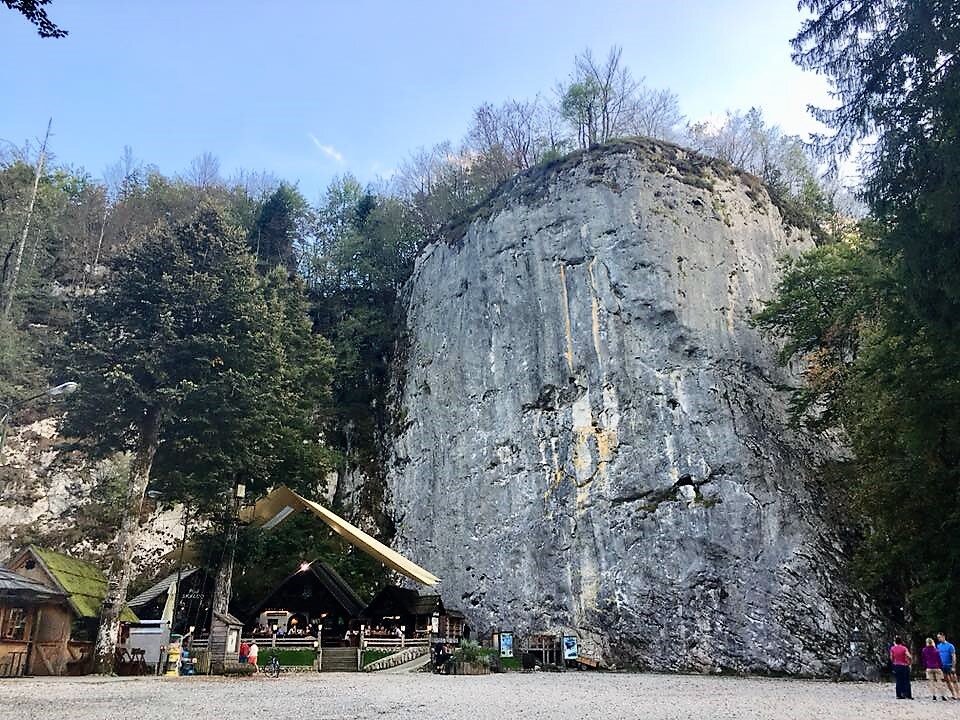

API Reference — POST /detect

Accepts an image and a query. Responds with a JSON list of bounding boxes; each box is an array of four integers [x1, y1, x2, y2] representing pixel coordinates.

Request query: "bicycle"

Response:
[[264, 655, 281, 678]]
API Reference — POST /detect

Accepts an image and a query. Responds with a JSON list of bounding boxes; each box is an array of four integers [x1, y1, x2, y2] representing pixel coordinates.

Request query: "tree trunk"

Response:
[[93, 406, 161, 674], [2, 119, 50, 320], [210, 491, 239, 618], [81, 207, 107, 295]]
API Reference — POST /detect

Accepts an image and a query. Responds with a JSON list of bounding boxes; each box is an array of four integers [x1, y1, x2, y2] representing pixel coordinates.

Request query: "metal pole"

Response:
[[170, 504, 190, 633]]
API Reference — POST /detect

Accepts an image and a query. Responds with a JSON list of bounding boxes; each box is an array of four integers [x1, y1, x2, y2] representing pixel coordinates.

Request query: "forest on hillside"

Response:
[[3, 0, 959, 666]]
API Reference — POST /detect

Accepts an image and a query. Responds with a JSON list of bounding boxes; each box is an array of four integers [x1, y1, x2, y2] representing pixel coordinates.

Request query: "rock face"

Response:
[[0, 417, 180, 571], [387, 140, 875, 674]]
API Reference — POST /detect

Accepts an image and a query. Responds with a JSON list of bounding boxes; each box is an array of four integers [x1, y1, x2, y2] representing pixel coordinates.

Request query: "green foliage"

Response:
[[63, 201, 335, 522], [303, 179, 421, 521], [228, 513, 387, 612], [453, 640, 490, 664], [249, 183, 312, 272], [757, 1, 960, 630]]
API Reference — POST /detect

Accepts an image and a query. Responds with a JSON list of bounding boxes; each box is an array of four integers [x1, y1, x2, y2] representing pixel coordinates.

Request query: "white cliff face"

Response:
[[388, 140, 876, 674], [0, 417, 181, 570]]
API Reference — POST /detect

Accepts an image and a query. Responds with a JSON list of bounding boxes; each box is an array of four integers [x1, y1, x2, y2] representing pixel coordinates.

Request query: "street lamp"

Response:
[[0, 381, 79, 458]]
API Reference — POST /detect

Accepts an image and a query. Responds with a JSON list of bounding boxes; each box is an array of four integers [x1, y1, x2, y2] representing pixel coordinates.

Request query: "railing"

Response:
[[189, 636, 320, 651], [361, 636, 430, 650]]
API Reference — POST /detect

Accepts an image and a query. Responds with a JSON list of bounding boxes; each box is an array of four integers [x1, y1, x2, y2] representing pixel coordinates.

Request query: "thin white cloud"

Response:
[[308, 133, 344, 163]]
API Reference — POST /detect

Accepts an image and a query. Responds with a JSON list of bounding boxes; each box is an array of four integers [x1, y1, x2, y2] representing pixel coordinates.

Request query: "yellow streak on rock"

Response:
[[559, 264, 575, 373], [587, 257, 603, 367]]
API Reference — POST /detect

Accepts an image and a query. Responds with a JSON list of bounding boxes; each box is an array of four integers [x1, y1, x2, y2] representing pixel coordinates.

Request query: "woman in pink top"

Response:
[[890, 636, 913, 699], [922, 637, 949, 700]]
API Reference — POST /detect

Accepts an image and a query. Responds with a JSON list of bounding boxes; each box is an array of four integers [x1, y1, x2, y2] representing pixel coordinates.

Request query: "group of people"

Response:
[[889, 632, 959, 700], [249, 622, 318, 638], [433, 642, 454, 674], [238, 640, 260, 670]]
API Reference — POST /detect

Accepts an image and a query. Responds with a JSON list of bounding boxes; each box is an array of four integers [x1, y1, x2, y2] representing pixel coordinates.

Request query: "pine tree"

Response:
[[758, 1, 960, 629], [63, 202, 333, 671]]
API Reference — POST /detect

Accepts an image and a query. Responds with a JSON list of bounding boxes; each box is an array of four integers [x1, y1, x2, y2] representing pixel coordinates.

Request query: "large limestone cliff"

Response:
[[388, 139, 875, 674]]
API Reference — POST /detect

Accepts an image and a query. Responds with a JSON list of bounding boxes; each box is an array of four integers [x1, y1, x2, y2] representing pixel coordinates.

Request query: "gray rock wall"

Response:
[[387, 140, 875, 674]]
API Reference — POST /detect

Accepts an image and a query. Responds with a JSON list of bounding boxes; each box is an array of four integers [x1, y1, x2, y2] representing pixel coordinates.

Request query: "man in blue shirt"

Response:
[[937, 633, 960, 700]]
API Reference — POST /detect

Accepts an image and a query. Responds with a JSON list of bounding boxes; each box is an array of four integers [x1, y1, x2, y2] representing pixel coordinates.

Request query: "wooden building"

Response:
[[4, 546, 138, 675], [0, 568, 67, 677], [362, 585, 467, 641], [127, 567, 212, 634], [247, 559, 365, 645]]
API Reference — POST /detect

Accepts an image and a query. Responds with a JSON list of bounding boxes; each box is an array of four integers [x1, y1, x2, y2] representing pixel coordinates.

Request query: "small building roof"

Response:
[[213, 611, 244, 626], [0, 568, 68, 604], [128, 568, 198, 610], [12, 546, 138, 623]]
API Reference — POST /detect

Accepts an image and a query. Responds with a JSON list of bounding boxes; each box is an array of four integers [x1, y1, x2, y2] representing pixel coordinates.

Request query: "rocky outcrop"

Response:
[[387, 139, 876, 674], [0, 416, 180, 571]]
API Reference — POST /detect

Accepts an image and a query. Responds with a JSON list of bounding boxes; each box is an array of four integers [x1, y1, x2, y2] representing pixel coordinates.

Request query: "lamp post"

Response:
[[0, 381, 79, 459]]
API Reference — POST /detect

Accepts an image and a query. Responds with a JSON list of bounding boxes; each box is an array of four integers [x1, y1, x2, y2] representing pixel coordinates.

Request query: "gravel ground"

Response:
[[0, 672, 957, 720]]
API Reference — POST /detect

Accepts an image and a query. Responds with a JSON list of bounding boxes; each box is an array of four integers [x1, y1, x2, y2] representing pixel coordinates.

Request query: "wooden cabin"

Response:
[[247, 559, 365, 645], [362, 585, 467, 641], [0, 568, 68, 677], [4, 546, 138, 675]]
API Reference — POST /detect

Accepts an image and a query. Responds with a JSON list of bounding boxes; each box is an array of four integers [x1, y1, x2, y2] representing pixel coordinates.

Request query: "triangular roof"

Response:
[[364, 585, 443, 618], [249, 559, 366, 620], [127, 567, 198, 610], [0, 568, 68, 603], [242, 486, 440, 587], [9, 547, 138, 623]]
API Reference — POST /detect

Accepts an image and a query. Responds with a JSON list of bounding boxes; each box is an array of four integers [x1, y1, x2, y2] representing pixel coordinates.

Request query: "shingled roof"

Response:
[[11, 547, 138, 623], [127, 568, 198, 610], [0, 568, 67, 603], [248, 559, 366, 620]]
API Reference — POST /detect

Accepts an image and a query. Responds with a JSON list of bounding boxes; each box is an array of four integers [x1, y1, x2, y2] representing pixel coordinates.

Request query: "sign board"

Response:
[[562, 635, 579, 660], [499, 631, 514, 658]]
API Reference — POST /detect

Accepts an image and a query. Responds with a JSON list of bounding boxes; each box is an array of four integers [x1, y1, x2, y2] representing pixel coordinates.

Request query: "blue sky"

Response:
[[1, 0, 830, 200]]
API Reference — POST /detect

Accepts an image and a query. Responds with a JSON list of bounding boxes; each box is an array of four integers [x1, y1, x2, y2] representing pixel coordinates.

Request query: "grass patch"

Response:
[[499, 656, 521, 670]]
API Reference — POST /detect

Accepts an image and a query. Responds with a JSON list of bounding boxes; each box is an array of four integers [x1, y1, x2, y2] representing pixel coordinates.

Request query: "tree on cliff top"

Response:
[[63, 203, 333, 672]]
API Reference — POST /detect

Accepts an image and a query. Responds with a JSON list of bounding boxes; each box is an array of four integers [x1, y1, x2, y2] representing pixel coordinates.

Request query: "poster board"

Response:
[[499, 631, 514, 658], [562, 635, 579, 660]]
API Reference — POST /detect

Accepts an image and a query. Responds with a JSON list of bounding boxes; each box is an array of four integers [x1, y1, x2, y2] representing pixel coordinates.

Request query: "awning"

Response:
[[243, 486, 440, 587]]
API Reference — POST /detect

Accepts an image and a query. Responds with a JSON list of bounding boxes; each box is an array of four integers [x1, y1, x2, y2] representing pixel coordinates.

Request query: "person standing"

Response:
[[922, 637, 948, 700], [937, 633, 960, 699], [248, 640, 259, 673], [239, 639, 250, 665], [890, 636, 913, 700]]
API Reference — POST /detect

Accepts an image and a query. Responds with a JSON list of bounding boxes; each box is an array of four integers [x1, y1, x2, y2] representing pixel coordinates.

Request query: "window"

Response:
[[1, 607, 28, 641]]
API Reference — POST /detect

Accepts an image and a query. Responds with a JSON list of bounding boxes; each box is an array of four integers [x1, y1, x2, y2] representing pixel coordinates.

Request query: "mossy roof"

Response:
[[30, 546, 138, 622]]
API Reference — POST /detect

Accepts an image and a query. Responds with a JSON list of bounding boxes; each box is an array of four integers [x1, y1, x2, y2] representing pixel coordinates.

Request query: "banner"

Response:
[[499, 631, 514, 658], [562, 635, 579, 660]]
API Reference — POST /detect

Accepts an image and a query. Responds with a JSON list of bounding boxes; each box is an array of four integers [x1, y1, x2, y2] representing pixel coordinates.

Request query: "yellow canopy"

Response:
[[242, 486, 440, 587]]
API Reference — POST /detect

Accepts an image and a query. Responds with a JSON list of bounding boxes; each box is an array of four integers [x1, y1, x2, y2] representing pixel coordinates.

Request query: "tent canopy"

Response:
[[243, 486, 440, 587]]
